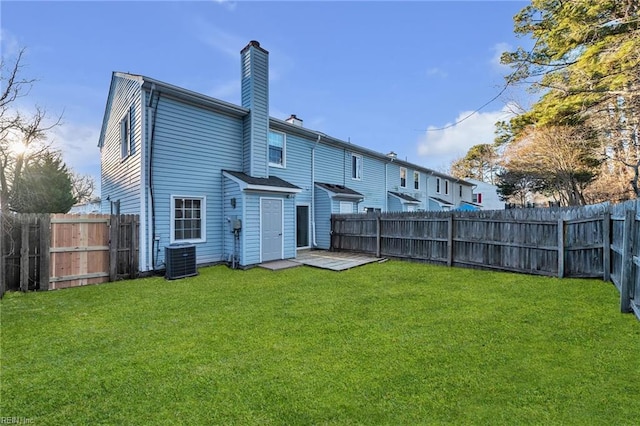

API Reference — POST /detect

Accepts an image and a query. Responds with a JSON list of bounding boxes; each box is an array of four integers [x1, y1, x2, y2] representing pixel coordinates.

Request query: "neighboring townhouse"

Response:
[[466, 179, 505, 210], [98, 41, 474, 271]]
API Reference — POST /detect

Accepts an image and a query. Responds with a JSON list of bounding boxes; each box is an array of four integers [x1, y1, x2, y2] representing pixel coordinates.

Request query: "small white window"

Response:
[[351, 154, 363, 180], [268, 131, 285, 167], [120, 108, 131, 159], [171, 196, 206, 243], [436, 177, 441, 194], [459, 185, 463, 197], [400, 167, 407, 188], [445, 180, 450, 195], [414, 171, 420, 190]]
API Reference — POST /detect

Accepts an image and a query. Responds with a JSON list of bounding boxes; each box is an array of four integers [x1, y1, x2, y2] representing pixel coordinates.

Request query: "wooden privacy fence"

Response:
[[0, 214, 138, 297], [331, 200, 639, 318]]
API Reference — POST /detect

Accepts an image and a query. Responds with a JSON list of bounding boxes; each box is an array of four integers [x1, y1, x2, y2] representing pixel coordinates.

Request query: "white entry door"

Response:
[[261, 198, 283, 262]]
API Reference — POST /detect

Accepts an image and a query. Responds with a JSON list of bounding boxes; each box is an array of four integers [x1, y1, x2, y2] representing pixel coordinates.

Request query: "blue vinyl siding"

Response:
[[100, 75, 143, 215], [243, 194, 261, 265], [223, 176, 243, 264], [388, 195, 403, 212], [314, 189, 332, 250], [282, 196, 296, 259], [151, 95, 243, 267], [241, 44, 269, 178], [268, 132, 313, 204]]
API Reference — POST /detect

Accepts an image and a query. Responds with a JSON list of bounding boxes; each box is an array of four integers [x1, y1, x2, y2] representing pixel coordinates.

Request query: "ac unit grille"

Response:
[[165, 244, 197, 280]]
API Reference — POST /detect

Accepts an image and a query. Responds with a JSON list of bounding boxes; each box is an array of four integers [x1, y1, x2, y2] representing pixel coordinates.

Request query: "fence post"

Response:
[[557, 218, 565, 278], [376, 214, 381, 258], [602, 212, 611, 282], [39, 215, 51, 291], [109, 215, 120, 281], [447, 215, 453, 267], [129, 215, 139, 278], [619, 209, 634, 313], [20, 216, 30, 292]]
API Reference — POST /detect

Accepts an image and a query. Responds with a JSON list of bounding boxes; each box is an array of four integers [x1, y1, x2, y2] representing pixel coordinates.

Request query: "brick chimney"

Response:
[[240, 40, 269, 178]]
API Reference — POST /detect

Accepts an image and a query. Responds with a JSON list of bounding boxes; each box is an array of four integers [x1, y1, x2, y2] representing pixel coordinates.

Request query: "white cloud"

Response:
[[490, 42, 512, 71], [50, 122, 102, 193], [416, 105, 516, 169], [207, 79, 240, 103], [211, 0, 237, 12], [193, 20, 246, 58], [426, 67, 448, 78], [0, 28, 21, 59]]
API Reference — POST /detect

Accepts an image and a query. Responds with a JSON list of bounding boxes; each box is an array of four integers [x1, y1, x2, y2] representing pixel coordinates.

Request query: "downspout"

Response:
[[147, 85, 161, 270], [311, 134, 321, 247], [384, 162, 388, 211]]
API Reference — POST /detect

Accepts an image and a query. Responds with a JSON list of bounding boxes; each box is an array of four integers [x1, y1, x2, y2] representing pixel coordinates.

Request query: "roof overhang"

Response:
[[429, 196, 454, 207], [388, 191, 420, 204], [223, 171, 302, 194], [315, 183, 363, 200]]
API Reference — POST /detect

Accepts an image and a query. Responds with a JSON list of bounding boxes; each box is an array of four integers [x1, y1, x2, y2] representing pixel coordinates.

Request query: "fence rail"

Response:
[[1, 214, 139, 297], [331, 200, 639, 319]]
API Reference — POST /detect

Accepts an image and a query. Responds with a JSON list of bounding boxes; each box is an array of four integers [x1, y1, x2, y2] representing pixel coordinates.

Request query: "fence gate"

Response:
[[1, 214, 139, 296]]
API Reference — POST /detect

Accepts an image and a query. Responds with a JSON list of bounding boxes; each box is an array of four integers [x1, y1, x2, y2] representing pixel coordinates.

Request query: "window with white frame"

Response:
[[445, 180, 450, 195], [171, 196, 206, 243], [459, 185, 463, 197], [268, 130, 285, 167], [436, 177, 441, 193], [120, 108, 132, 159], [400, 167, 407, 188], [351, 154, 363, 180], [413, 171, 420, 190], [473, 193, 483, 204]]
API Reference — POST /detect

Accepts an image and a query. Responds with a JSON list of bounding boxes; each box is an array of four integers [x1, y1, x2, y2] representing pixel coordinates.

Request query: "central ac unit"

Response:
[[165, 244, 197, 280]]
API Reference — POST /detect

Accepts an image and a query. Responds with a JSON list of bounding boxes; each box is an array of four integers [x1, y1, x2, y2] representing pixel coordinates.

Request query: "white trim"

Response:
[[119, 106, 133, 161], [170, 195, 207, 244], [400, 166, 407, 188], [351, 153, 363, 181], [245, 184, 301, 194], [259, 197, 284, 263], [296, 203, 311, 250], [268, 130, 286, 168], [140, 91, 148, 272]]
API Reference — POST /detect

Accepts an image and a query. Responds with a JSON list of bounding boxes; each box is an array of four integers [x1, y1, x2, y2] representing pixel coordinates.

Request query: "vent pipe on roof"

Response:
[[286, 114, 303, 127], [386, 151, 397, 160]]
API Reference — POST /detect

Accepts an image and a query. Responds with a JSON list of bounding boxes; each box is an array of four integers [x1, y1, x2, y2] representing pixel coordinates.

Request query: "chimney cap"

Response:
[[386, 151, 398, 159], [286, 114, 303, 126], [241, 40, 269, 55]]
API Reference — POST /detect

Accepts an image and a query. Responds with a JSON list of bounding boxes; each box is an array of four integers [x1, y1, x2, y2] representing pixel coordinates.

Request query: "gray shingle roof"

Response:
[[315, 182, 363, 197], [388, 191, 420, 203], [223, 170, 300, 190]]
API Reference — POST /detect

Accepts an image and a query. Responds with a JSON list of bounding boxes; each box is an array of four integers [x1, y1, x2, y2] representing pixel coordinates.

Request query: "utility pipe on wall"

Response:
[[311, 134, 322, 247]]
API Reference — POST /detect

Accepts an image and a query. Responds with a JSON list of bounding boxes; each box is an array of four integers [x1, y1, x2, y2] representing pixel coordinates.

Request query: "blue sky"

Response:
[[2, 1, 532, 196]]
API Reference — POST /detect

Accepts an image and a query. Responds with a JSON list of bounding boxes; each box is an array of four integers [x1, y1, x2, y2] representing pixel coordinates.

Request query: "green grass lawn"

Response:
[[1, 261, 639, 425]]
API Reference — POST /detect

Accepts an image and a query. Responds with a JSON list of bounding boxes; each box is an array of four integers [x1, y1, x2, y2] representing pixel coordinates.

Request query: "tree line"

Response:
[[451, 0, 639, 207], [1, 49, 95, 213]]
